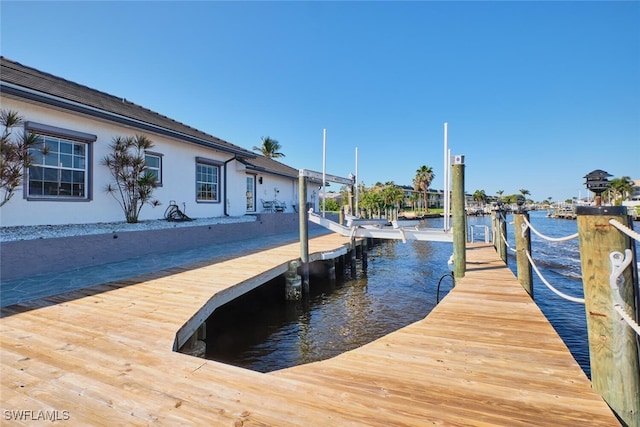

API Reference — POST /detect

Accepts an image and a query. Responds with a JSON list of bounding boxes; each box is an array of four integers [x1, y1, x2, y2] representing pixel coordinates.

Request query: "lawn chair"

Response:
[[273, 200, 286, 212], [261, 199, 274, 212]]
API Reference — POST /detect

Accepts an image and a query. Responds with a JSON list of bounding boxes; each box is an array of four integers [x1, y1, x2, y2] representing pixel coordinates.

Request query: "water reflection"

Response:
[[204, 212, 633, 377], [205, 236, 452, 373]]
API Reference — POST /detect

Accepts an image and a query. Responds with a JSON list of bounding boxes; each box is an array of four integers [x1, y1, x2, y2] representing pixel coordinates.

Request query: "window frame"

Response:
[[24, 122, 96, 202], [195, 157, 222, 203], [246, 174, 256, 212], [144, 151, 163, 187]]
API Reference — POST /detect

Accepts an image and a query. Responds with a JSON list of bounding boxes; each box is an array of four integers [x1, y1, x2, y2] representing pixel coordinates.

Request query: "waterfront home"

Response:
[[0, 57, 315, 227]]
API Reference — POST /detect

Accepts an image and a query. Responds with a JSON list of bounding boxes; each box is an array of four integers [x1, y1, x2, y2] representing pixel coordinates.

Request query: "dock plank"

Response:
[[0, 236, 619, 426]]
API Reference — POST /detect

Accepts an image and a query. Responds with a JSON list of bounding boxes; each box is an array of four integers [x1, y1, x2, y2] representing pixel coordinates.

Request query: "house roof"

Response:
[[241, 155, 298, 179], [0, 57, 255, 158], [241, 155, 327, 184]]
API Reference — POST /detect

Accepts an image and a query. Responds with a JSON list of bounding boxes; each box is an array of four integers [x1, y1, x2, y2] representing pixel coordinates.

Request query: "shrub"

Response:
[[102, 134, 160, 223], [0, 109, 41, 207]]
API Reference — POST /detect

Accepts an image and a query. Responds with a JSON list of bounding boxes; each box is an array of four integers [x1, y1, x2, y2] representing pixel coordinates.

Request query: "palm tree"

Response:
[[381, 181, 404, 219], [359, 185, 384, 218], [519, 188, 530, 202], [609, 176, 633, 204], [413, 165, 434, 213], [252, 136, 285, 158], [409, 192, 421, 213], [472, 190, 487, 206]]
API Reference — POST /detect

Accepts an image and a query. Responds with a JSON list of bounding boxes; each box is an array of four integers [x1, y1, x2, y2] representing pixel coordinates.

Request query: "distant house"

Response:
[[400, 186, 446, 210], [0, 57, 316, 227]]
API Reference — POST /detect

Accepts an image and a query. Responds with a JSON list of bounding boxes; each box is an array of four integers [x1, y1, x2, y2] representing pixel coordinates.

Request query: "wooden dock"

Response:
[[0, 234, 619, 425]]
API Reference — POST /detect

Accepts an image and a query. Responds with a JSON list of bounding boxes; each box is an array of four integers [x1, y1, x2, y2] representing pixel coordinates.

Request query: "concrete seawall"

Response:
[[2, 213, 321, 281]]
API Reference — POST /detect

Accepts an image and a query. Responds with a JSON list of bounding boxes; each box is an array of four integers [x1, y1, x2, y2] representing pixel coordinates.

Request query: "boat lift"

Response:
[[299, 168, 453, 244], [308, 211, 453, 243], [296, 138, 466, 297]]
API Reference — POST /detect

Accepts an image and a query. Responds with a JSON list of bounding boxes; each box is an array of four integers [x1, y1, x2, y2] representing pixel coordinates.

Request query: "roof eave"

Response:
[[0, 82, 256, 158]]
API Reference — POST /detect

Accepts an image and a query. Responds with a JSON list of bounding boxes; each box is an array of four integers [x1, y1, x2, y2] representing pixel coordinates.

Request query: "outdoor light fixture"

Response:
[[258, 176, 263, 184], [583, 169, 612, 206]]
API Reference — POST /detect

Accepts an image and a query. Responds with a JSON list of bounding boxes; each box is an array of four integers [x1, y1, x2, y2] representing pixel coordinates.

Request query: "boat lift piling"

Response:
[[297, 169, 356, 298], [451, 155, 466, 280]]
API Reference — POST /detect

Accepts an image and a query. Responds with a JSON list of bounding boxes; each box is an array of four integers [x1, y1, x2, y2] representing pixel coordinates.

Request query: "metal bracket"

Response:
[[520, 222, 528, 238], [609, 249, 633, 304]]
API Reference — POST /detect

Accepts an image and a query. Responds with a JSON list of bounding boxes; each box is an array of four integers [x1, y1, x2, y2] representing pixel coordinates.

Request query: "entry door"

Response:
[[246, 175, 256, 212]]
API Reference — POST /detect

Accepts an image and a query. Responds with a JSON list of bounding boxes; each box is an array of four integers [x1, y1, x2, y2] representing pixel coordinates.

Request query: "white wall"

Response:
[[253, 173, 321, 214], [0, 97, 302, 226]]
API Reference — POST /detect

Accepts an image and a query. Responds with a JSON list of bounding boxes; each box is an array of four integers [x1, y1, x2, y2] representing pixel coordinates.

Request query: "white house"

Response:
[[0, 57, 317, 227]]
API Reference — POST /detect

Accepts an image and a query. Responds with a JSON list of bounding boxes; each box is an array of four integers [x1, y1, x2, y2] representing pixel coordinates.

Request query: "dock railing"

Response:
[[493, 207, 639, 426]]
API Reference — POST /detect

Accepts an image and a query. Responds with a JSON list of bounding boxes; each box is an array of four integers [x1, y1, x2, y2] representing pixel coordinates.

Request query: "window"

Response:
[[196, 158, 220, 202], [145, 152, 163, 186], [28, 135, 88, 198], [246, 175, 256, 211], [24, 122, 96, 201]]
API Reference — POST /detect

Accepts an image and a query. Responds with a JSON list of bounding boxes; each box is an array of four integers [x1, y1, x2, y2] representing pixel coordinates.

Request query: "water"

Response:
[[206, 211, 638, 377], [206, 217, 453, 373], [481, 210, 640, 378]]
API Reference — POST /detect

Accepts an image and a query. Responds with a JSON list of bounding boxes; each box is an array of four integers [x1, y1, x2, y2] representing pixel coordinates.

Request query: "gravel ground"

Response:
[[0, 216, 257, 242]]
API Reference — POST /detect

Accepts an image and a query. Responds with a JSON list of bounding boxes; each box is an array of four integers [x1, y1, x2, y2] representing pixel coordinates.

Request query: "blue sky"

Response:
[[1, 1, 638, 202]]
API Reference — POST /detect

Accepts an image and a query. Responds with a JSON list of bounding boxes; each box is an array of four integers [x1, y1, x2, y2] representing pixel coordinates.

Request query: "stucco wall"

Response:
[[1, 213, 326, 281], [0, 97, 317, 227]]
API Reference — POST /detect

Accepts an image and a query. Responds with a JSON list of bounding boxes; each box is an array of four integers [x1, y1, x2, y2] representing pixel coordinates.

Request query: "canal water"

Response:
[[205, 217, 453, 373], [206, 210, 638, 377]]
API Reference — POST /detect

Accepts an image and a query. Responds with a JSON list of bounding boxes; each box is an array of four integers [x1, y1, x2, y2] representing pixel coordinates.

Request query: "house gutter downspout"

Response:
[[223, 156, 237, 216]]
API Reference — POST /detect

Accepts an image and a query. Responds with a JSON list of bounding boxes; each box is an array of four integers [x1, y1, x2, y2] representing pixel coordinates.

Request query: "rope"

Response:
[[609, 218, 640, 243], [522, 215, 578, 242], [614, 304, 640, 336], [608, 248, 639, 336], [500, 231, 517, 253], [525, 250, 585, 304]]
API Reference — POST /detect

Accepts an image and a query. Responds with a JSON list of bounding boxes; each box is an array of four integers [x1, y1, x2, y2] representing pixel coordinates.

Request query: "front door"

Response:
[[246, 175, 256, 212]]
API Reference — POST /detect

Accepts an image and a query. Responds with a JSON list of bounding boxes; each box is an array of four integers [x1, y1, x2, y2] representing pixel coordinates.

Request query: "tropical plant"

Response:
[[252, 136, 285, 158], [413, 165, 434, 213], [102, 134, 160, 223], [359, 184, 384, 218], [409, 191, 421, 213], [320, 197, 340, 212], [609, 176, 633, 204], [472, 189, 487, 206], [381, 181, 405, 218], [0, 109, 42, 207]]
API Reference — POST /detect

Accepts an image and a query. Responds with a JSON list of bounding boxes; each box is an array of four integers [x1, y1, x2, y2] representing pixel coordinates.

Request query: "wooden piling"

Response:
[[298, 174, 310, 294], [491, 210, 498, 251], [349, 245, 357, 279], [513, 212, 533, 297], [179, 326, 206, 357], [361, 238, 368, 271], [497, 210, 508, 264], [323, 259, 336, 283], [451, 161, 466, 280], [576, 205, 639, 427], [285, 260, 303, 300]]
